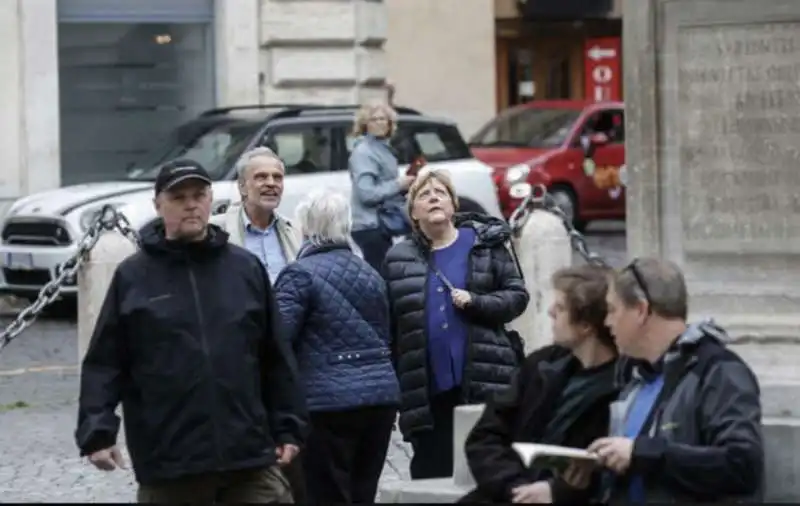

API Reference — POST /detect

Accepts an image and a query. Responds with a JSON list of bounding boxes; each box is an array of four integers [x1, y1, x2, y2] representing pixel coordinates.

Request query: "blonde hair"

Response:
[[406, 168, 459, 232], [351, 100, 398, 137]]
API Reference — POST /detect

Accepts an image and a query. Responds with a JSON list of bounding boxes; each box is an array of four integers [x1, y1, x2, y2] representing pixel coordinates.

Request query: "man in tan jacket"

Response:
[[211, 147, 302, 282], [211, 146, 307, 501]]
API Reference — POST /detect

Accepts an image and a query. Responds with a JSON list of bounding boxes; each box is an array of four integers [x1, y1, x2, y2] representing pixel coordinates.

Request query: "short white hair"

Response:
[[235, 146, 284, 180], [295, 189, 352, 246]]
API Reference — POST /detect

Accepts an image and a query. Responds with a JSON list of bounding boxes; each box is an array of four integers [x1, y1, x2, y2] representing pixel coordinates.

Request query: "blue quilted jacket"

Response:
[[274, 241, 400, 412]]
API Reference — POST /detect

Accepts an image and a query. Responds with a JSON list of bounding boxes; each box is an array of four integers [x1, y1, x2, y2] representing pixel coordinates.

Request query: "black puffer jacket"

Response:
[[382, 213, 529, 439]]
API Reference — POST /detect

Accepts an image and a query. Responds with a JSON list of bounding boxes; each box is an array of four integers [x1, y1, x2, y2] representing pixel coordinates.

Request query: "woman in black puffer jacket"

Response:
[[382, 169, 529, 480]]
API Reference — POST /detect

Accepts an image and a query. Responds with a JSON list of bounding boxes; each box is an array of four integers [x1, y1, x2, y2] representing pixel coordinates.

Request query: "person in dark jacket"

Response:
[[75, 160, 308, 504], [463, 264, 623, 504], [382, 169, 530, 480], [593, 257, 763, 503], [274, 189, 400, 505]]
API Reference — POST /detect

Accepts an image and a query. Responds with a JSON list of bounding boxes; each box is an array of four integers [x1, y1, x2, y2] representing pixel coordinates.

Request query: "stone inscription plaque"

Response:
[[678, 23, 800, 254]]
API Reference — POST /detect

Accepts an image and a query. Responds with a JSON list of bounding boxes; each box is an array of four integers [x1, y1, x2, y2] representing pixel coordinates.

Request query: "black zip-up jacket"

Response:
[[382, 212, 529, 440], [463, 345, 623, 503], [75, 220, 308, 485], [602, 320, 764, 503]]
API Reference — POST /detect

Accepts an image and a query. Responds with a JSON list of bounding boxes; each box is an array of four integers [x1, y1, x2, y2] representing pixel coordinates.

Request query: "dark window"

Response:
[[546, 57, 572, 99], [580, 109, 625, 143], [469, 107, 581, 148], [125, 119, 262, 181], [345, 122, 472, 164], [264, 125, 335, 175]]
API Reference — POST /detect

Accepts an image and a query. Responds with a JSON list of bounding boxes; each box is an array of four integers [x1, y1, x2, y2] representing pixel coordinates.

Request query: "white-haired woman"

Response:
[[349, 101, 416, 271], [274, 189, 400, 505]]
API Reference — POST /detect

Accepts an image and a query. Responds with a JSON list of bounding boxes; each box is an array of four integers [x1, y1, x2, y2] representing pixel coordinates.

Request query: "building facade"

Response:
[[0, 0, 387, 205], [385, 0, 622, 138]]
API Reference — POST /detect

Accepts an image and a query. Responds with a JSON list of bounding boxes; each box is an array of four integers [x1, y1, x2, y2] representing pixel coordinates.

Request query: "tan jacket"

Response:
[[210, 203, 302, 260]]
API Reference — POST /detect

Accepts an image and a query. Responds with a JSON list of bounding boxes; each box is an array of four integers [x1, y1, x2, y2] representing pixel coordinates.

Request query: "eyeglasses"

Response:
[[623, 258, 652, 313]]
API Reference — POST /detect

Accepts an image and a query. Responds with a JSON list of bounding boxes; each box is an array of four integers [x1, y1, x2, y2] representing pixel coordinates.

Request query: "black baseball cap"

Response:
[[154, 159, 212, 195]]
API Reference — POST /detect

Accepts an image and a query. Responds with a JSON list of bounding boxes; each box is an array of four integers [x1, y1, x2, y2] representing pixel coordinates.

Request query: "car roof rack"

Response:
[[200, 104, 421, 117]]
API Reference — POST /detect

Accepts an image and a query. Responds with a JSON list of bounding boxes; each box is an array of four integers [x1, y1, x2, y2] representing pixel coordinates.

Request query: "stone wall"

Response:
[[258, 0, 388, 104], [385, 0, 497, 138], [623, 0, 800, 499]]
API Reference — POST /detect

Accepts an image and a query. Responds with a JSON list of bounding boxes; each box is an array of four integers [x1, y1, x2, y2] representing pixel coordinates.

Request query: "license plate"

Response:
[[5, 253, 34, 270]]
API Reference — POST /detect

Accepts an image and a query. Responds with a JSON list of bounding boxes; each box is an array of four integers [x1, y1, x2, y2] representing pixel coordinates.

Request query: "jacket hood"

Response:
[[629, 318, 731, 383], [453, 212, 513, 247], [674, 318, 732, 348], [139, 218, 229, 260]]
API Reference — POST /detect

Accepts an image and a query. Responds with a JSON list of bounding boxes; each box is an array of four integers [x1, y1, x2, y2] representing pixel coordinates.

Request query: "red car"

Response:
[[469, 100, 626, 230]]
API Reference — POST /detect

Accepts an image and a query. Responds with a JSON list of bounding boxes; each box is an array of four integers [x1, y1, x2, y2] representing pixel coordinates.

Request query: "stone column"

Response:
[[258, 0, 387, 104], [214, 0, 262, 106], [623, 0, 800, 499], [0, 0, 60, 216]]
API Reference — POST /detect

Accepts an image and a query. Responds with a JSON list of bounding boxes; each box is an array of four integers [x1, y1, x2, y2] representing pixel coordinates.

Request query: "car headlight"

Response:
[[79, 203, 123, 231], [505, 164, 531, 185]]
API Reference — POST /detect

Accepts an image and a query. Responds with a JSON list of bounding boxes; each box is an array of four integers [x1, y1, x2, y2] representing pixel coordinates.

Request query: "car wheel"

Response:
[[549, 186, 587, 232]]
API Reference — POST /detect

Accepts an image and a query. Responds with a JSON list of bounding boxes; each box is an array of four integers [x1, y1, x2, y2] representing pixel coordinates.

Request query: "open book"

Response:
[[512, 443, 598, 474]]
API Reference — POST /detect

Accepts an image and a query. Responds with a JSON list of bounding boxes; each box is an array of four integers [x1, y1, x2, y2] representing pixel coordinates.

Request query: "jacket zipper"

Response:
[[188, 265, 224, 465]]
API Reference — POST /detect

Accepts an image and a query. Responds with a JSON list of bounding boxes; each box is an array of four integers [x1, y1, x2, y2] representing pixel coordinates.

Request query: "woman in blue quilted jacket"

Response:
[[274, 189, 401, 505]]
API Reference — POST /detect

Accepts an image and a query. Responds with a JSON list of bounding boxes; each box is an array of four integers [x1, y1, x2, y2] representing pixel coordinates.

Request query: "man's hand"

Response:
[[588, 437, 634, 475], [276, 444, 299, 465], [511, 480, 552, 503], [451, 289, 472, 309], [561, 460, 595, 489], [88, 445, 126, 471]]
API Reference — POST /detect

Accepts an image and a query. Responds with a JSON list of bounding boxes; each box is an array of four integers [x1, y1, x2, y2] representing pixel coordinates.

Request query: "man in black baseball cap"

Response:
[[154, 159, 212, 196], [151, 159, 213, 242], [77, 155, 308, 502]]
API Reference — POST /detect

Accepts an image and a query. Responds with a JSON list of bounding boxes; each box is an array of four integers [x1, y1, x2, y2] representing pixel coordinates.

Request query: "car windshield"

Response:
[[469, 107, 581, 148], [126, 119, 263, 181]]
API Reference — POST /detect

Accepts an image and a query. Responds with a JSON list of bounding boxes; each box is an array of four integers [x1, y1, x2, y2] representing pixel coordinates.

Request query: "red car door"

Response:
[[572, 108, 626, 219]]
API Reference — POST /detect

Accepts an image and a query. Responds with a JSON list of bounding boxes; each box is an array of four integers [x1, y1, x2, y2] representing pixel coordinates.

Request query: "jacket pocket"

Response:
[[326, 348, 392, 366]]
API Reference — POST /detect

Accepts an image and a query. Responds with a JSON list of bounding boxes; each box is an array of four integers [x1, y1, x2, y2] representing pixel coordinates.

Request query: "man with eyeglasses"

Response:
[[593, 257, 764, 503]]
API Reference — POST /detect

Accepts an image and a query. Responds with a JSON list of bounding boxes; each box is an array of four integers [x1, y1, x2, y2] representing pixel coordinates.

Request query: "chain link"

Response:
[[508, 184, 609, 268], [0, 205, 139, 353]]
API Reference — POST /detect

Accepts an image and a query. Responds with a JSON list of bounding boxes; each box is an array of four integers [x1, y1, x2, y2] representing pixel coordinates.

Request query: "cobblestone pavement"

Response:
[[0, 225, 624, 502]]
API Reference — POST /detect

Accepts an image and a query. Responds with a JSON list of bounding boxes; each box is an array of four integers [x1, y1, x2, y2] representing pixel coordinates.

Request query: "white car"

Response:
[[0, 105, 503, 302]]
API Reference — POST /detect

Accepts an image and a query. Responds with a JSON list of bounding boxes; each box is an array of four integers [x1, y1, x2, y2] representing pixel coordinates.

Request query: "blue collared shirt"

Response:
[[242, 212, 287, 284]]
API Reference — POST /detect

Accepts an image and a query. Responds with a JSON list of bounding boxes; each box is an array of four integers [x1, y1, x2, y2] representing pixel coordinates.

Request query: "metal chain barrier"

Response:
[[508, 184, 610, 268], [0, 205, 139, 353]]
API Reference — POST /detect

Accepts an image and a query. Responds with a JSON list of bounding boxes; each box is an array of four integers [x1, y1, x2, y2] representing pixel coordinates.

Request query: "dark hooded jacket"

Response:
[[601, 320, 764, 503], [75, 220, 308, 485], [381, 212, 529, 440], [463, 345, 624, 503]]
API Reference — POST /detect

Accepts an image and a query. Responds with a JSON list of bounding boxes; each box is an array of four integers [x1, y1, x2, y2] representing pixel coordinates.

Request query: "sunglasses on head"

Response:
[[622, 258, 652, 314]]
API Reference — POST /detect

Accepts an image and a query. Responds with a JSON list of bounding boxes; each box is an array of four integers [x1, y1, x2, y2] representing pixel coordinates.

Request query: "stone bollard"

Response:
[[377, 404, 486, 503], [509, 209, 571, 353], [77, 231, 137, 369], [452, 404, 485, 487]]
